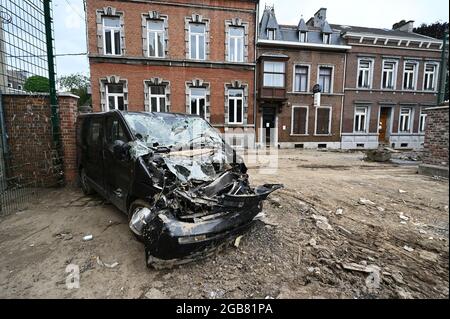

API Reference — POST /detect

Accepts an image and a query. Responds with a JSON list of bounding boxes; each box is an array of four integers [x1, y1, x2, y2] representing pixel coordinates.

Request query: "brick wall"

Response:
[[1, 93, 79, 187], [422, 106, 449, 167], [58, 94, 79, 184]]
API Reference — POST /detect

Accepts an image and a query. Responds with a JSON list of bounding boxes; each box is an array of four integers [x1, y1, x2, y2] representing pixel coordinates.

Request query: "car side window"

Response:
[[106, 117, 128, 144], [88, 119, 102, 147]]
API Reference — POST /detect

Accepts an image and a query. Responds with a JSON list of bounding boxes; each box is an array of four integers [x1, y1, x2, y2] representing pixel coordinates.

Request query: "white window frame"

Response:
[[267, 29, 275, 40], [381, 60, 398, 90], [322, 33, 330, 44], [314, 106, 332, 136], [419, 111, 427, 133], [189, 23, 206, 60], [403, 61, 418, 91], [293, 64, 310, 93], [291, 105, 309, 136], [299, 31, 307, 42], [106, 83, 125, 111], [317, 65, 334, 94], [228, 89, 244, 124], [189, 88, 206, 117], [399, 107, 413, 133], [423, 62, 439, 92], [263, 61, 285, 88], [357, 58, 374, 89], [147, 20, 165, 58], [102, 16, 121, 56], [354, 106, 369, 133], [228, 26, 245, 63], [148, 85, 166, 112]]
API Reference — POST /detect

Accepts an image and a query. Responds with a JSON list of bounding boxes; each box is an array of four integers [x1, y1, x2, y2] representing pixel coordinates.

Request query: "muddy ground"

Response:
[[0, 150, 448, 299]]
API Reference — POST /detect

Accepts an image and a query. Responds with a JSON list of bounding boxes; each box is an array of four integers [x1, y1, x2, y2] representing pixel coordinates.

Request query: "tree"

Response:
[[23, 75, 50, 93], [413, 21, 448, 40], [414, 22, 449, 101], [58, 73, 91, 107]]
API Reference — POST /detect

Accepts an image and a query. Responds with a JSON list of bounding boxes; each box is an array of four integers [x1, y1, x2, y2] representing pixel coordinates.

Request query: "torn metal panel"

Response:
[[120, 112, 284, 268]]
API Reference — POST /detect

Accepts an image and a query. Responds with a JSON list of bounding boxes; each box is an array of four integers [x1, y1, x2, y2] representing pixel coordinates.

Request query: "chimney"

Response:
[[393, 20, 415, 33], [313, 8, 327, 28]]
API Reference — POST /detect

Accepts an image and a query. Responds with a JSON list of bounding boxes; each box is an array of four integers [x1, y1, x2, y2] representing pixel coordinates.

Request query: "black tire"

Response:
[[80, 168, 95, 195], [128, 199, 155, 242]]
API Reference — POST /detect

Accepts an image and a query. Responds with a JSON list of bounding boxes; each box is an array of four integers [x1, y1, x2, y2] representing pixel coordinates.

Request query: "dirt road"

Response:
[[0, 150, 448, 299]]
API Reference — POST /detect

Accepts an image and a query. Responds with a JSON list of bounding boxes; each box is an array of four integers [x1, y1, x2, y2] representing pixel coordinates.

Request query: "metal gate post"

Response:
[[43, 0, 60, 147]]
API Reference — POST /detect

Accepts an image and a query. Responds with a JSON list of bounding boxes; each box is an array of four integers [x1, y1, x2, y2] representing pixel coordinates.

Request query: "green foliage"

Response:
[[414, 22, 449, 101], [58, 73, 91, 107], [413, 21, 448, 40], [23, 75, 50, 93]]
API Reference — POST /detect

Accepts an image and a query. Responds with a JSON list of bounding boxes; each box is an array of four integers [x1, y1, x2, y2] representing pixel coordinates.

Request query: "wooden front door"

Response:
[[379, 108, 390, 143]]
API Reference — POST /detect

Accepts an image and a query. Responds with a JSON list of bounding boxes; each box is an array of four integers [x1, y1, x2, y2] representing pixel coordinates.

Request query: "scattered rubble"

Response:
[[359, 198, 376, 206], [144, 288, 167, 299], [365, 148, 392, 162], [403, 246, 415, 252], [311, 214, 333, 231], [82, 235, 93, 241], [234, 236, 243, 248], [54, 232, 73, 241], [96, 256, 119, 269]]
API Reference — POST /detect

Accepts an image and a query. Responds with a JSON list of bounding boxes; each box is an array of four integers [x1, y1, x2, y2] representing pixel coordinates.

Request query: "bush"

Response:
[[24, 75, 50, 93]]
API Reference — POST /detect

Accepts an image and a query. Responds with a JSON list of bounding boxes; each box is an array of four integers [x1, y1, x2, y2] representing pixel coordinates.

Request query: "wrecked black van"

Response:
[[76, 110, 282, 268]]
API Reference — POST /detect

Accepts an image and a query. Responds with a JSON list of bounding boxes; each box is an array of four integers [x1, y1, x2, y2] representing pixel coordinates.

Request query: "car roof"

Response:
[[77, 110, 201, 119]]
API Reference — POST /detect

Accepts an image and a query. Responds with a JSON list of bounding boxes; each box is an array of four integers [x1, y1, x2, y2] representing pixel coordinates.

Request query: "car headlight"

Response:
[[129, 207, 153, 236]]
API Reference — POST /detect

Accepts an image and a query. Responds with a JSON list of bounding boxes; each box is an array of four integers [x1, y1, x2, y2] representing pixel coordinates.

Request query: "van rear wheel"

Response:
[[80, 168, 95, 195]]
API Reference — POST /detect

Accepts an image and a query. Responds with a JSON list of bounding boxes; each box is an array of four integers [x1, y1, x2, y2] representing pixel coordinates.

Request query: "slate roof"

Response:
[[331, 24, 440, 41], [297, 18, 308, 31]]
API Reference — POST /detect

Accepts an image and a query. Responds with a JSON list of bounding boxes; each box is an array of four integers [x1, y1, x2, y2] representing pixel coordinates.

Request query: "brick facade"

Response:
[[341, 41, 442, 150], [1, 93, 79, 187], [87, 0, 259, 142], [256, 47, 347, 148], [422, 106, 449, 167]]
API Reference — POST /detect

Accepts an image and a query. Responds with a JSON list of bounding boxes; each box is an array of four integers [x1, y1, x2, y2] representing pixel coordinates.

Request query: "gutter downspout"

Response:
[[253, 1, 259, 149], [340, 51, 347, 149]]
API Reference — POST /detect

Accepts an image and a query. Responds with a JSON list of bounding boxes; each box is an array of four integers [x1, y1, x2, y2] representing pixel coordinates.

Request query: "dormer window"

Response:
[[267, 28, 276, 40], [322, 33, 330, 44], [299, 31, 307, 42]]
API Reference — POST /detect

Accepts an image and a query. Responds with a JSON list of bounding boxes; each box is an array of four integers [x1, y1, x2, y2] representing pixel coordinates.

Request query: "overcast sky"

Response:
[[53, 0, 449, 77]]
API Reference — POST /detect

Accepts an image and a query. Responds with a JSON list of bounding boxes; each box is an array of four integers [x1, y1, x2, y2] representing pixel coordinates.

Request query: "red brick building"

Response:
[[86, 0, 259, 147]]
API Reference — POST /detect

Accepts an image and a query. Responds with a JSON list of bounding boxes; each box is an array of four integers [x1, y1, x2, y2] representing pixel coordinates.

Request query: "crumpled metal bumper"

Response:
[[142, 184, 283, 267]]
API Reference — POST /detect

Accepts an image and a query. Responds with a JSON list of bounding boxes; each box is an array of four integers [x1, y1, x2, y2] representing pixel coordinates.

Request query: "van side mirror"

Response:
[[113, 140, 129, 161]]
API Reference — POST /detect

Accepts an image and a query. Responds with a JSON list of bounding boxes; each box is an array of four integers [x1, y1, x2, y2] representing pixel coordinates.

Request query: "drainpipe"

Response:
[[437, 31, 448, 105], [340, 51, 347, 149], [253, 2, 260, 149]]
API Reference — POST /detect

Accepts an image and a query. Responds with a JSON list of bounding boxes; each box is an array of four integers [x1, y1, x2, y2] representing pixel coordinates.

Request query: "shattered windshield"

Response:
[[123, 113, 224, 149]]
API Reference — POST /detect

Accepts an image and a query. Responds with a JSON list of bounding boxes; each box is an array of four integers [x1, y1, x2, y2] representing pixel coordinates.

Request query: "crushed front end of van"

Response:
[[123, 113, 282, 268]]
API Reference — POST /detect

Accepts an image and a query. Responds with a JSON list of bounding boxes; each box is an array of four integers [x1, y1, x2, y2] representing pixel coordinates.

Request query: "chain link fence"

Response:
[[0, 0, 62, 216]]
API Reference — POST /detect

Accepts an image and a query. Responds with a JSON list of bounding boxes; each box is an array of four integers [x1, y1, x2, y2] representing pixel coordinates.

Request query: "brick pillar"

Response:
[[58, 93, 79, 185]]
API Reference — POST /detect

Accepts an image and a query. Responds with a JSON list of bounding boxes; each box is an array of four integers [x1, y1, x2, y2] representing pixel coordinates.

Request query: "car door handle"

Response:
[[113, 189, 123, 198]]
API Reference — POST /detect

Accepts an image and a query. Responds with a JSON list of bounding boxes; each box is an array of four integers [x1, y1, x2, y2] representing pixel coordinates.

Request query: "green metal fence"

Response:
[[0, 0, 62, 216]]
